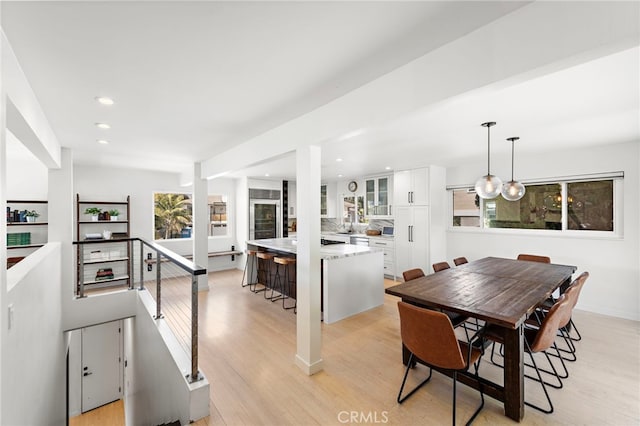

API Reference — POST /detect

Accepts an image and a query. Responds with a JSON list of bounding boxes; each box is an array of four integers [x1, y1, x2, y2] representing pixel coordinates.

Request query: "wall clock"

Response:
[[348, 181, 358, 192]]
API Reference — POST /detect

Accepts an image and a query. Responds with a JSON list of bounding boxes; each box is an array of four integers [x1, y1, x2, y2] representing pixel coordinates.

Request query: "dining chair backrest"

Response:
[[529, 294, 571, 353], [397, 302, 465, 370], [432, 261, 451, 273], [517, 253, 551, 263], [557, 272, 589, 327], [453, 257, 468, 266], [402, 268, 425, 282]]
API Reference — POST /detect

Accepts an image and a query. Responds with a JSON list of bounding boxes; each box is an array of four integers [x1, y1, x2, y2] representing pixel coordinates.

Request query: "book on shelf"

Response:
[[95, 267, 114, 281]]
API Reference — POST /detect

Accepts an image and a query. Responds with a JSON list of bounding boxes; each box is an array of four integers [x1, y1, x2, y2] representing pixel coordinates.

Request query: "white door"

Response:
[[82, 320, 123, 412]]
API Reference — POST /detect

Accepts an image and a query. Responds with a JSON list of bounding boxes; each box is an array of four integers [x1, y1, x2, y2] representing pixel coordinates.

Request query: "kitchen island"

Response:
[[246, 238, 384, 324]]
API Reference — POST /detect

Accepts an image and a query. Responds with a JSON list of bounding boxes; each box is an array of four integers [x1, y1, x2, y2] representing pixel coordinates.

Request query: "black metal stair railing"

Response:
[[74, 237, 206, 383]]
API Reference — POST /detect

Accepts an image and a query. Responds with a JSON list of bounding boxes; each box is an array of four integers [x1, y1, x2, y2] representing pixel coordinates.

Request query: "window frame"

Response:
[[448, 176, 623, 239], [153, 191, 193, 241], [207, 194, 229, 239]]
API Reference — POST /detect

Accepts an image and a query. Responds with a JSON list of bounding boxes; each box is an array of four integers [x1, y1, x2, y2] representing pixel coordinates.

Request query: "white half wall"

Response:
[[2, 243, 66, 425], [124, 290, 209, 425], [446, 141, 640, 320]]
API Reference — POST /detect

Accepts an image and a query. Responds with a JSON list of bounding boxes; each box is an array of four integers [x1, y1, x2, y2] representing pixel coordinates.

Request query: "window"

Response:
[[154, 193, 192, 240], [452, 189, 480, 227], [567, 180, 613, 231], [483, 184, 562, 230], [208, 195, 228, 237], [449, 177, 620, 234], [342, 195, 367, 226]]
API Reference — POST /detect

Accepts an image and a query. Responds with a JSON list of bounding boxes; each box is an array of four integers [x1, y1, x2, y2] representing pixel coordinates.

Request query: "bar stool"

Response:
[[241, 249, 259, 290], [273, 257, 296, 312], [272, 257, 296, 309], [255, 252, 276, 297]]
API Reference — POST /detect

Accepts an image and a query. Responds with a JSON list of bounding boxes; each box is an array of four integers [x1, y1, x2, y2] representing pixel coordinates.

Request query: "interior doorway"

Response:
[[81, 320, 124, 412]]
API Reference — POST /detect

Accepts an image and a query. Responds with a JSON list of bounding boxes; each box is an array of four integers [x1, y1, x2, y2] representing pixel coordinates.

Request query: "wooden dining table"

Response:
[[385, 256, 577, 422]]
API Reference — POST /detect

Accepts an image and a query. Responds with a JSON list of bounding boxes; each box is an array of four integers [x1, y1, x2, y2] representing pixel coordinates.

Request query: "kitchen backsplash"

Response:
[[288, 218, 394, 233]]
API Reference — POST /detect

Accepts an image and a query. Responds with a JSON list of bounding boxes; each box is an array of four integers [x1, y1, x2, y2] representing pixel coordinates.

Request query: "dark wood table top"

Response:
[[386, 257, 576, 329]]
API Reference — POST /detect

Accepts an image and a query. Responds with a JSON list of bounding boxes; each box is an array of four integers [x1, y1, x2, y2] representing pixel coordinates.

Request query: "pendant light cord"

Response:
[[511, 139, 515, 181], [487, 125, 491, 175]]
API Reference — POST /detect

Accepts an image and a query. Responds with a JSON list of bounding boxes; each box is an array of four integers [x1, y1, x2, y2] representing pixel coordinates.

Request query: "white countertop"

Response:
[[246, 238, 382, 260]]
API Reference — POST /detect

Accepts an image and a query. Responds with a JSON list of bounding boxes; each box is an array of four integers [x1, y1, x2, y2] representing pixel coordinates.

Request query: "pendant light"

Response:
[[501, 137, 526, 201], [474, 121, 502, 199]]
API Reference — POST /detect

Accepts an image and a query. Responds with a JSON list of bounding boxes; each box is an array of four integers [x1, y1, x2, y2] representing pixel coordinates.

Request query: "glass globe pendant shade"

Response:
[[502, 180, 526, 201], [475, 174, 503, 199], [501, 136, 525, 201]]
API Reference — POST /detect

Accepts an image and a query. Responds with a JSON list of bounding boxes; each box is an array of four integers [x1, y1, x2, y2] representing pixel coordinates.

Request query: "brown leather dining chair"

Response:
[[453, 257, 468, 266], [402, 268, 425, 282], [401, 268, 470, 331], [484, 294, 572, 414], [432, 261, 451, 272], [535, 271, 589, 363], [396, 302, 485, 425], [517, 253, 551, 263]]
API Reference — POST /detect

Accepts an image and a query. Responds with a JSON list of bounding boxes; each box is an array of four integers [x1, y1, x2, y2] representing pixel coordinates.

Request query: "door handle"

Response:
[[83, 372, 92, 377]]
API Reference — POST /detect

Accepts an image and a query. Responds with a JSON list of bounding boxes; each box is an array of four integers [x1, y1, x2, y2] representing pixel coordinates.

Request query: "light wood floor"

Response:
[[74, 269, 640, 425]]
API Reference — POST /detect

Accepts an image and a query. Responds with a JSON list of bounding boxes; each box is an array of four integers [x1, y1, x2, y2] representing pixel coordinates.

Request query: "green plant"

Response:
[[25, 210, 40, 217], [108, 209, 120, 217], [84, 207, 102, 215]]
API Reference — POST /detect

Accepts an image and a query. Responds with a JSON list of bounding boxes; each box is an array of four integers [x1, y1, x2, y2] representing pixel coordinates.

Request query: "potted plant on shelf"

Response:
[[84, 207, 102, 221], [25, 210, 40, 223], [108, 209, 120, 221]]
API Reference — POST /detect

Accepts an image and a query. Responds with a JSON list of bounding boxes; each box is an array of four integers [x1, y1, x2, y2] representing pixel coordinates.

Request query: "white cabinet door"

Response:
[[365, 175, 392, 217], [394, 206, 413, 276], [394, 206, 430, 278], [393, 170, 412, 207], [394, 168, 429, 206], [411, 168, 430, 206], [411, 206, 430, 273]]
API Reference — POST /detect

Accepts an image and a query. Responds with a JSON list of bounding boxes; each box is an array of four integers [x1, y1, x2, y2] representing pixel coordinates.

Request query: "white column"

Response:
[[295, 145, 323, 375], [192, 162, 209, 291], [49, 148, 74, 297]]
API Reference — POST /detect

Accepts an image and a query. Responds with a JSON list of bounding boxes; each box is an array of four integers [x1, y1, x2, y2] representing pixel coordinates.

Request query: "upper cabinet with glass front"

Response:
[[321, 182, 337, 218], [365, 175, 392, 217]]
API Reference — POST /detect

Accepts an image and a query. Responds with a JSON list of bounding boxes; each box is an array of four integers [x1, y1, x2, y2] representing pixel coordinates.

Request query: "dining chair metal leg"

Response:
[[397, 353, 433, 404]]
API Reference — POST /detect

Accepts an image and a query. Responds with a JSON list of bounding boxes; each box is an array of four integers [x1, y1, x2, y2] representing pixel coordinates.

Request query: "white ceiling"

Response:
[[1, 1, 638, 182]]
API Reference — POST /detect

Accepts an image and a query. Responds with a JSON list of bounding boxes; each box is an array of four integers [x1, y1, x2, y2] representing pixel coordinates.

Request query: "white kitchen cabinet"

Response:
[[395, 206, 430, 277], [321, 182, 337, 218], [368, 236, 395, 278], [394, 167, 429, 206], [365, 175, 392, 217]]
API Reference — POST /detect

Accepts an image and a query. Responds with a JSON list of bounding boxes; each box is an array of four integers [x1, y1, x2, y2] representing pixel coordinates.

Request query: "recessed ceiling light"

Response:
[[97, 139, 109, 145], [385, 166, 391, 170], [95, 123, 111, 129], [265, 173, 270, 177], [95, 96, 114, 105], [336, 158, 343, 162], [338, 174, 343, 178]]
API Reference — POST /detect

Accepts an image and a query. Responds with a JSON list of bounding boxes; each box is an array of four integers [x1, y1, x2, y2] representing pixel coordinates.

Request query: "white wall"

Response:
[[2, 243, 66, 425], [446, 141, 639, 320], [125, 290, 209, 425]]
